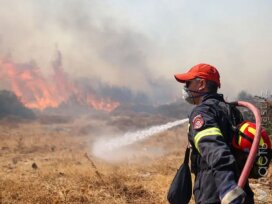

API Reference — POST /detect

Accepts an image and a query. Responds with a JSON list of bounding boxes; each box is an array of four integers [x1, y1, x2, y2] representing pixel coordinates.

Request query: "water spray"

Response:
[[92, 118, 189, 159]]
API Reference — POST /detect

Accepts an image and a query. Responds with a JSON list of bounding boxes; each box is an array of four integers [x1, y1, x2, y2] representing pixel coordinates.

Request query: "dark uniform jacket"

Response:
[[188, 93, 254, 204]]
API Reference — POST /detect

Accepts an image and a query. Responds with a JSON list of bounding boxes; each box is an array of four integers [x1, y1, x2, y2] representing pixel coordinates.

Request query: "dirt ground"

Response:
[[0, 118, 271, 204]]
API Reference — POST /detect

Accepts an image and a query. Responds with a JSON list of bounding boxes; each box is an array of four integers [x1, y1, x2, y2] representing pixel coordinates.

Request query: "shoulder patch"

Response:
[[192, 114, 204, 130]]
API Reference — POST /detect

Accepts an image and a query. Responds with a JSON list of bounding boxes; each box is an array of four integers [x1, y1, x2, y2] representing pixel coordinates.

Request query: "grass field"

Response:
[[0, 116, 271, 204]]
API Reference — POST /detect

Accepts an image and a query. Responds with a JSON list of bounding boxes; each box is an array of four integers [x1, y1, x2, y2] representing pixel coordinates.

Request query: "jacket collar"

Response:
[[202, 93, 225, 102]]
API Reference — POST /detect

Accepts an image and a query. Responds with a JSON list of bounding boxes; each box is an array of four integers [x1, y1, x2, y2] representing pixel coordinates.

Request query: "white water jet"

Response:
[[92, 118, 188, 159]]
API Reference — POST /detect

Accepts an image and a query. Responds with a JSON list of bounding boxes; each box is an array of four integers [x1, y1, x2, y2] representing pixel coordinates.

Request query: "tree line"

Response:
[[0, 90, 35, 120]]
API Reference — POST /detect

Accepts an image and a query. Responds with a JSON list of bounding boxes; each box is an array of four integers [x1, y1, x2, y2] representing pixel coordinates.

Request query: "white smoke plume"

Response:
[[1, 1, 272, 101], [92, 118, 188, 161]]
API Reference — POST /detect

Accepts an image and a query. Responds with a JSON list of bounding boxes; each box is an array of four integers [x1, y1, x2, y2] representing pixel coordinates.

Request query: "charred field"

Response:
[[0, 112, 271, 204]]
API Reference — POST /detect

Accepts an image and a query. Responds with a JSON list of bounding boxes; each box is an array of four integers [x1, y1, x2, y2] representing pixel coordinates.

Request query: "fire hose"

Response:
[[233, 101, 262, 188]]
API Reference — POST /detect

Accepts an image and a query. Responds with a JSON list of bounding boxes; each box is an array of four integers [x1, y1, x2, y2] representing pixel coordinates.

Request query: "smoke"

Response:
[[92, 118, 188, 161], [0, 0, 272, 103], [0, 0, 178, 104]]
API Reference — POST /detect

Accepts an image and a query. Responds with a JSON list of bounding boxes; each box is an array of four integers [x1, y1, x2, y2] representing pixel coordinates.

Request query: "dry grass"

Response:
[[0, 118, 271, 204], [0, 119, 188, 204]]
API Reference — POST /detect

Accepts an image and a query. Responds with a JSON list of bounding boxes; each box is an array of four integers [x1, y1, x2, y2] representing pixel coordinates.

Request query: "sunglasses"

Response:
[[185, 80, 193, 88], [185, 78, 201, 88]]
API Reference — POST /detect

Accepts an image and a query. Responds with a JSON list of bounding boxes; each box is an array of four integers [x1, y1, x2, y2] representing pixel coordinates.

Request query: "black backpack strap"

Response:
[[184, 144, 191, 164], [220, 101, 244, 132]]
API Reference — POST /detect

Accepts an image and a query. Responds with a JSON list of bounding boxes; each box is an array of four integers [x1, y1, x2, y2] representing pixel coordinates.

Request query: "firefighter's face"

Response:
[[184, 78, 207, 104], [186, 78, 207, 92]]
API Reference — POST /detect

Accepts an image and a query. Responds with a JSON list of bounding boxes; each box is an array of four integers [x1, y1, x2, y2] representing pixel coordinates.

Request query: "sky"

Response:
[[0, 0, 272, 103]]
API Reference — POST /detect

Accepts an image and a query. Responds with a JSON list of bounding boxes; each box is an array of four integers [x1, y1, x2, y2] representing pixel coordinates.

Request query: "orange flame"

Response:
[[0, 58, 119, 112]]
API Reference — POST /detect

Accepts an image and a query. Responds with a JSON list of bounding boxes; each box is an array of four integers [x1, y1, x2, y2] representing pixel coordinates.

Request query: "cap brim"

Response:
[[174, 73, 196, 83]]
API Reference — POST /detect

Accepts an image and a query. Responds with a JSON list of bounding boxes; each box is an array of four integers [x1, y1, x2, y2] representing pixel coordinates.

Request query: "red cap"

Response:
[[174, 63, 221, 88]]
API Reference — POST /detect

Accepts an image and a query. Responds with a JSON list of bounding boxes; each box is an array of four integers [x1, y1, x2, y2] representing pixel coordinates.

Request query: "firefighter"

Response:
[[174, 63, 254, 204]]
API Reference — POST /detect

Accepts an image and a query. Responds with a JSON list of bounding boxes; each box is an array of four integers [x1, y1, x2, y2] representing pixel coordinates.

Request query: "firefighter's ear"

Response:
[[198, 79, 207, 91]]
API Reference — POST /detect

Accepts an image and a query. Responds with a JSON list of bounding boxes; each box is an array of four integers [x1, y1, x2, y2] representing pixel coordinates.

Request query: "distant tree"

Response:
[[237, 90, 255, 103], [236, 91, 256, 122], [238, 92, 272, 139], [0, 90, 35, 119]]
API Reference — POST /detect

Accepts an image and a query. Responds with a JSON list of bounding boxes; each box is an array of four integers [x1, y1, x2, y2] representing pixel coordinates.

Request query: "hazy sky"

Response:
[[0, 0, 272, 102]]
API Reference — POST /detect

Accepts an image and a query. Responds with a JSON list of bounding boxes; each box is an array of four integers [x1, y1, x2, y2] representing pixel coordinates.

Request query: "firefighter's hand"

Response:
[[221, 186, 245, 204]]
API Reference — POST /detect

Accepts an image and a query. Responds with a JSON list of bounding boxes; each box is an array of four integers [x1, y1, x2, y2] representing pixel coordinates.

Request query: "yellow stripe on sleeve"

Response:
[[194, 127, 223, 153]]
